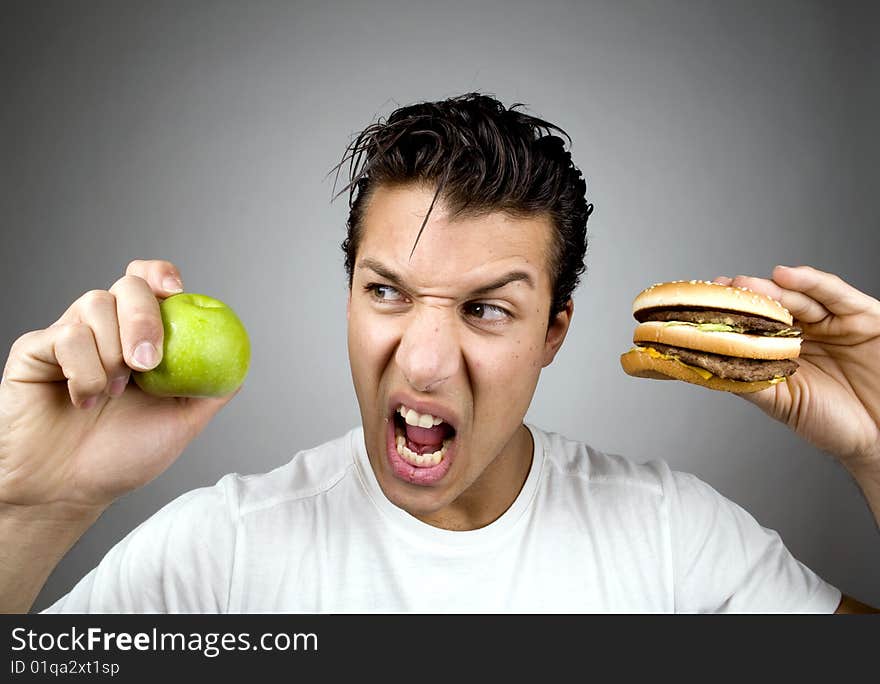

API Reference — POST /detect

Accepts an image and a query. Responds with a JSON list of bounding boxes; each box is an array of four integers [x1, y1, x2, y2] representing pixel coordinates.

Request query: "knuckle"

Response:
[[125, 259, 145, 275], [8, 331, 39, 364], [109, 274, 148, 296], [56, 322, 91, 344], [121, 274, 148, 288], [10, 329, 40, 352], [79, 289, 116, 311]]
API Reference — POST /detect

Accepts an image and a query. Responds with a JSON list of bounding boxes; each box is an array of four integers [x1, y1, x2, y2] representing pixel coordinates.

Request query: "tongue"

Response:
[[405, 423, 447, 448]]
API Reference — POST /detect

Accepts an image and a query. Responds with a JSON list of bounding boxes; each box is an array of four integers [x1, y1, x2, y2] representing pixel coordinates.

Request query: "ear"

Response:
[[542, 299, 573, 368]]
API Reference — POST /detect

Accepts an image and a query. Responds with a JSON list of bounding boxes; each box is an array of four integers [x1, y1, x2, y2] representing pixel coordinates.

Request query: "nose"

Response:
[[395, 305, 461, 393]]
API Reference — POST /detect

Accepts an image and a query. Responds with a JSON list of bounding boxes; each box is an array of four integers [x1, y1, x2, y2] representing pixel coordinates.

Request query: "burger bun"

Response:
[[633, 321, 801, 359], [620, 348, 783, 394]]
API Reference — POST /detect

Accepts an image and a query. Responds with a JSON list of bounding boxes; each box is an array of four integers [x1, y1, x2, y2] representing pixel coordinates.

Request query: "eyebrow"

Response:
[[357, 258, 535, 297]]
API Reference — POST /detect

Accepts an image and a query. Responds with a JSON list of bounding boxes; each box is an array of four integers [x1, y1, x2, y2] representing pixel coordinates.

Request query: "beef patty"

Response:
[[644, 342, 799, 382], [636, 308, 801, 336]]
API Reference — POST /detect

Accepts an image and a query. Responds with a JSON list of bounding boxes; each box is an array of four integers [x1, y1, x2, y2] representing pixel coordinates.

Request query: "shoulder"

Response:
[[529, 425, 734, 519], [226, 427, 360, 518], [531, 424, 773, 531], [531, 424, 675, 499], [42, 428, 363, 613], [134, 427, 360, 529]]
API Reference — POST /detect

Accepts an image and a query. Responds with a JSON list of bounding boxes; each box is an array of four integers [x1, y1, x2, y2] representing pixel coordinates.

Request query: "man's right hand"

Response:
[[0, 259, 239, 515]]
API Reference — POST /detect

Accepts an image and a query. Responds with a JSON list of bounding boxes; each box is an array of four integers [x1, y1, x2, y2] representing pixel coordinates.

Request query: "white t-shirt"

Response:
[[44, 424, 840, 613]]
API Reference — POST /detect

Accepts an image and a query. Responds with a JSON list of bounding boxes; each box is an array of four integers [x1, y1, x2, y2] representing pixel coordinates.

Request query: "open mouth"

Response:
[[392, 404, 456, 468]]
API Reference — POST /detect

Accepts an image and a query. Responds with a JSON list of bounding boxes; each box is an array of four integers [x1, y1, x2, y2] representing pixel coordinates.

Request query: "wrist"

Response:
[[0, 501, 106, 613], [842, 441, 880, 480], [841, 443, 880, 531], [0, 499, 106, 538]]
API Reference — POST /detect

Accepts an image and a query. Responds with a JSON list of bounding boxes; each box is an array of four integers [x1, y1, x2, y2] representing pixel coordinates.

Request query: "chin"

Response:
[[388, 488, 451, 517], [360, 420, 458, 512]]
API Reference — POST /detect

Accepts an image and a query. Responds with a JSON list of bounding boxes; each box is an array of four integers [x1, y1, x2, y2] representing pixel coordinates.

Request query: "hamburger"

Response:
[[619, 279, 802, 393]]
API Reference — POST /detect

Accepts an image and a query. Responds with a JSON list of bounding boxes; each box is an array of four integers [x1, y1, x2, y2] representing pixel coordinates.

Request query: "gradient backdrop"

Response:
[[3, 0, 878, 611]]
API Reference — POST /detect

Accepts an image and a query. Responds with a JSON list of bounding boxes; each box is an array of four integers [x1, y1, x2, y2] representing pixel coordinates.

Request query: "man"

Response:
[[0, 93, 877, 613]]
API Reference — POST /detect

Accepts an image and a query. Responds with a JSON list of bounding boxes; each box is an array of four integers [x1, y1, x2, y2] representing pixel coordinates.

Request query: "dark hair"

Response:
[[330, 92, 593, 320]]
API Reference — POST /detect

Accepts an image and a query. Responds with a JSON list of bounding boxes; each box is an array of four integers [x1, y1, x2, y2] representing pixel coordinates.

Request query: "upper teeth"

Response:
[[398, 405, 445, 428]]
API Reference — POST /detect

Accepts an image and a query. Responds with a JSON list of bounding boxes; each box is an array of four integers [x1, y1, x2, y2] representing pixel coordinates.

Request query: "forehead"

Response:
[[357, 184, 554, 291]]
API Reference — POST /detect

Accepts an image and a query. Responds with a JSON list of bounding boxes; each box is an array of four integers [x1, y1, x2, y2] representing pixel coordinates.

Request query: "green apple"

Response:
[[133, 293, 250, 398]]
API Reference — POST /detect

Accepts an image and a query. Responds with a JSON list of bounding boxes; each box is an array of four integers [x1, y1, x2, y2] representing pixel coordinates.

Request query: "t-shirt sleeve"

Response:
[[41, 474, 240, 614], [666, 470, 841, 613]]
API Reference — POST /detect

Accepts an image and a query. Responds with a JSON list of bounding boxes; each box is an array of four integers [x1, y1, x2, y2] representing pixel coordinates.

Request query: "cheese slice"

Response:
[[636, 346, 713, 379]]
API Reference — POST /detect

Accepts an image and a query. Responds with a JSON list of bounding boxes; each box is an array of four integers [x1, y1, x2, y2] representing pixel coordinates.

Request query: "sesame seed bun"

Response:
[[633, 280, 793, 326]]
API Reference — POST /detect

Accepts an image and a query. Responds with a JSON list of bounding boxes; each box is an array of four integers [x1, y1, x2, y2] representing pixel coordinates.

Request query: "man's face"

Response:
[[347, 183, 571, 529]]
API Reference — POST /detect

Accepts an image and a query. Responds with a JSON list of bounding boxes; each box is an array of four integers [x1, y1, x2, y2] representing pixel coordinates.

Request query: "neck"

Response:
[[415, 424, 534, 531]]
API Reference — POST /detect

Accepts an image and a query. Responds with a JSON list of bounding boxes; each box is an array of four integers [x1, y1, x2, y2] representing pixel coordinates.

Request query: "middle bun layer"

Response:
[[633, 321, 802, 360]]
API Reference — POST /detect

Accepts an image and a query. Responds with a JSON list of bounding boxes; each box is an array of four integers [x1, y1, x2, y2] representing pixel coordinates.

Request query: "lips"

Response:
[[383, 394, 459, 486]]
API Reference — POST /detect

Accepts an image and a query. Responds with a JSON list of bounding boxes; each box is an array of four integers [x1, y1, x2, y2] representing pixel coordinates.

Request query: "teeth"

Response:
[[394, 424, 450, 468], [398, 404, 447, 429]]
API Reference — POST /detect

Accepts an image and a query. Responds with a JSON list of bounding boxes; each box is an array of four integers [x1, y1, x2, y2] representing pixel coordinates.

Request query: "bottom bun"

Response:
[[619, 348, 785, 394]]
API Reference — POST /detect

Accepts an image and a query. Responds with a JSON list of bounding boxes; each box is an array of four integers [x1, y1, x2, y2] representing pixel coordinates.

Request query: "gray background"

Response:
[[2, 0, 877, 611]]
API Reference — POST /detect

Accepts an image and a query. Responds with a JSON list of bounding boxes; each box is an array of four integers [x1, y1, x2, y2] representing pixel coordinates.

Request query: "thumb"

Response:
[[734, 384, 784, 422]]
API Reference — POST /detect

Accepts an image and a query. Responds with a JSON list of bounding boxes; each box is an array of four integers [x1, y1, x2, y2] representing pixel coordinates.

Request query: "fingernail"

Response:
[[109, 376, 128, 397], [132, 341, 159, 370], [162, 276, 184, 293], [81, 396, 97, 410], [776, 265, 790, 270]]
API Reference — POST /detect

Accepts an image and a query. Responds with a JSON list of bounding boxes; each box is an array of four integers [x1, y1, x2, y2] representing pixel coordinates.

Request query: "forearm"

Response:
[[0, 502, 104, 613]]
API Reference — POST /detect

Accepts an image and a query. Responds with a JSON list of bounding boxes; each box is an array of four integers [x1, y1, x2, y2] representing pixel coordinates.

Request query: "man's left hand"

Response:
[[713, 265, 880, 473]]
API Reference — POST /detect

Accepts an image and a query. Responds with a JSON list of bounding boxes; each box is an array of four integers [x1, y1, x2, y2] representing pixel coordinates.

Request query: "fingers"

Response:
[[713, 266, 879, 324], [125, 259, 184, 298], [771, 265, 879, 318], [107, 275, 165, 372], [63, 290, 129, 397], [53, 324, 108, 408], [36, 277, 163, 405], [5, 325, 108, 408], [2, 259, 185, 408], [713, 271, 832, 324]]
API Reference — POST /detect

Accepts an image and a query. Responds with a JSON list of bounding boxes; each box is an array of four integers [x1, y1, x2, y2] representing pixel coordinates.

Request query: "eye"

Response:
[[365, 283, 405, 303], [463, 302, 511, 323]]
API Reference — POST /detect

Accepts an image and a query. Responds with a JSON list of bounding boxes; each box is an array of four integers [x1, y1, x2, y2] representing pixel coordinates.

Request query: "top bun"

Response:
[[632, 280, 793, 326]]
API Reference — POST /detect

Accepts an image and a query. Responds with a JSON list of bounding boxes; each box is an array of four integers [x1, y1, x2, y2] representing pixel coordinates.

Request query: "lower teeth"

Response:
[[395, 427, 450, 467]]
